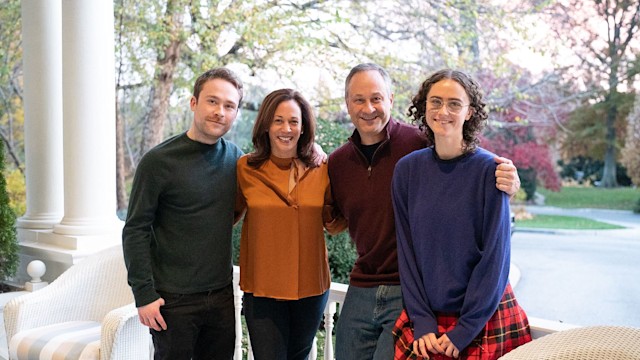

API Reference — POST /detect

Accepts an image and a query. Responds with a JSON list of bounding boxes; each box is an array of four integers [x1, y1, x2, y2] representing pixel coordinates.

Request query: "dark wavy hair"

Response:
[[407, 69, 488, 154], [247, 89, 317, 168], [193, 67, 243, 105]]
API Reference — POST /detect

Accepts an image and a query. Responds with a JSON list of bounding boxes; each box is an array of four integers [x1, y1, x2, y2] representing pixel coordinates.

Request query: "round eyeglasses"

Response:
[[427, 98, 470, 114]]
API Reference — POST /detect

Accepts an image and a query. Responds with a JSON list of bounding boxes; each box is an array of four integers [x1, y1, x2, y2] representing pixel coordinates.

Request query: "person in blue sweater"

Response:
[[391, 69, 531, 360]]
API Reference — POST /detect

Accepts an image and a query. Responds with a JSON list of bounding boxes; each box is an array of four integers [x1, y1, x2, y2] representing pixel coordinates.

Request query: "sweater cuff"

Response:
[[413, 315, 438, 341], [133, 286, 161, 308], [445, 324, 475, 352]]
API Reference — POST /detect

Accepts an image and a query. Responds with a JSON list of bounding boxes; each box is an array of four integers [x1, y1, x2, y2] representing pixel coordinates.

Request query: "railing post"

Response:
[[323, 301, 337, 360], [25, 260, 48, 291], [248, 333, 254, 360], [310, 337, 318, 360], [233, 267, 244, 360]]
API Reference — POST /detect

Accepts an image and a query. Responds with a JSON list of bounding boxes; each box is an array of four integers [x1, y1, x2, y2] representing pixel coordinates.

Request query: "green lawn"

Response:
[[537, 186, 639, 210], [516, 214, 624, 230], [515, 185, 639, 229]]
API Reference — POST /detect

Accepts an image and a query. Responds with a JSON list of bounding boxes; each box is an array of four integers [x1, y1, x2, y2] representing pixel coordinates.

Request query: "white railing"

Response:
[[232, 266, 574, 360]]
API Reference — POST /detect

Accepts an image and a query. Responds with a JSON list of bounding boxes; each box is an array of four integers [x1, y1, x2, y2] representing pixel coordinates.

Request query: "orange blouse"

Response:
[[236, 154, 345, 300]]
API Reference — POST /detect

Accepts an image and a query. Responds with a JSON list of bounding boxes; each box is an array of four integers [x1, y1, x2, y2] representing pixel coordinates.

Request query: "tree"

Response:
[[117, 0, 354, 159], [561, 92, 634, 163], [477, 68, 580, 198], [548, 0, 640, 187], [621, 92, 640, 186], [320, 1, 574, 201], [0, 139, 19, 281], [0, 0, 24, 172], [336, 0, 534, 118], [114, 0, 355, 212], [137, 0, 188, 157]]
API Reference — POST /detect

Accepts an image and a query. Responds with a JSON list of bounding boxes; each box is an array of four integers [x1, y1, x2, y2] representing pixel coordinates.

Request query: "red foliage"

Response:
[[481, 135, 561, 191], [475, 69, 565, 191]]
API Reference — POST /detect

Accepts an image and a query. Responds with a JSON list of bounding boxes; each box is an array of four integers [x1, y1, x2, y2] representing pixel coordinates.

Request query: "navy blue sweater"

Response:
[[392, 147, 511, 350]]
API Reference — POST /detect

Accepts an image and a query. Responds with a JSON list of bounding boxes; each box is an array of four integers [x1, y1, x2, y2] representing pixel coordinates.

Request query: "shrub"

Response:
[[634, 197, 640, 214], [6, 169, 25, 216], [558, 156, 631, 186], [518, 168, 537, 201], [326, 231, 356, 284], [232, 219, 242, 266], [0, 140, 19, 281], [316, 117, 351, 154]]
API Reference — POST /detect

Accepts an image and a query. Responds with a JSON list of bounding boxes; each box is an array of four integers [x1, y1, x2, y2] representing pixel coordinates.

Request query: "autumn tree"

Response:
[[114, 0, 356, 211], [548, 0, 640, 187], [479, 68, 574, 199], [560, 92, 634, 172], [0, 0, 24, 172], [0, 139, 19, 281], [621, 92, 640, 186], [335, 0, 529, 116], [343, 1, 574, 198]]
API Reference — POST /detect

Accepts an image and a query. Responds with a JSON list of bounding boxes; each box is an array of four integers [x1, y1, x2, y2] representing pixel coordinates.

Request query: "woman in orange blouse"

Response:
[[236, 88, 345, 360]]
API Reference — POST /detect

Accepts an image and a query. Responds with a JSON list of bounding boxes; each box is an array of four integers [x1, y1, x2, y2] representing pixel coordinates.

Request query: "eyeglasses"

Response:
[[427, 98, 469, 114]]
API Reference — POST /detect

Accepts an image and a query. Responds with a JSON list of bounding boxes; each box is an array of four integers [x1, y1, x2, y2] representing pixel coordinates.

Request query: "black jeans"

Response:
[[151, 284, 235, 360], [243, 291, 329, 360]]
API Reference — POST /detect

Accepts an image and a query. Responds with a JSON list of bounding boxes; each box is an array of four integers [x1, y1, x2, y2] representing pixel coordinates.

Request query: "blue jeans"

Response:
[[244, 291, 329, 360], [335, 285, 403, 360], [152, 284, 235, 360]]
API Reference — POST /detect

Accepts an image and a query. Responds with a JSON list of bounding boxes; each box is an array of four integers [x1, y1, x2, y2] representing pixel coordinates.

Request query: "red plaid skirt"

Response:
[[392, 284, 531, 360]]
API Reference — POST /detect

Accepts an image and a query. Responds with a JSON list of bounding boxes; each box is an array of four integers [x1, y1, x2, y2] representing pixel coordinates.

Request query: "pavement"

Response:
[[512, 205, 640, 328]]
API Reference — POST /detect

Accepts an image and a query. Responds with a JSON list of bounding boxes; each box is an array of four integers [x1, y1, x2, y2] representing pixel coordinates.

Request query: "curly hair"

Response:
[[407, 69, 488, 154], [247, 89, 317, 168]]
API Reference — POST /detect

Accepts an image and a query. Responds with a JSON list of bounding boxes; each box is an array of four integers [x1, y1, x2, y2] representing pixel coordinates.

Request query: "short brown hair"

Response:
[[248, 89, 317, 168], [193, 67, 243, 105], [344, 63, 393, 100]]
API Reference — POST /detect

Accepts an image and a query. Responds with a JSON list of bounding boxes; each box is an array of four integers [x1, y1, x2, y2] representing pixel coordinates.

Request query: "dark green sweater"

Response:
[[123, 132, 243, 307]]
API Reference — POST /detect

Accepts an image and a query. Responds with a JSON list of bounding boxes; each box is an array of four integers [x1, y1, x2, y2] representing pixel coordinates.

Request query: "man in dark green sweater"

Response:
[[123, 68, 244, 360]]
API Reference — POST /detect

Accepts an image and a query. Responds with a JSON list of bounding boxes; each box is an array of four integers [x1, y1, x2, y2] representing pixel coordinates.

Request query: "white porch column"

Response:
[[17, 0, 64, 229], [53, 0, 121, 237]]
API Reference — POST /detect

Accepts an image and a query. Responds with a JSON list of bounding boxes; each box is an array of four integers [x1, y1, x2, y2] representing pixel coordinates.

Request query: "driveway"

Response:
[[511, 206, 640, 328]]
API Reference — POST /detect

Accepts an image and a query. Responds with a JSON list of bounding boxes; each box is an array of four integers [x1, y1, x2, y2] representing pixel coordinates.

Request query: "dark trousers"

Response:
[[243, 291, 329, 360], [151, 284, 235, 360]]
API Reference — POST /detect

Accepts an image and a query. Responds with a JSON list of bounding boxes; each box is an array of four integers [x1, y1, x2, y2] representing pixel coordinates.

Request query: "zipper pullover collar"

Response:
[[348, 118, 398, 177]]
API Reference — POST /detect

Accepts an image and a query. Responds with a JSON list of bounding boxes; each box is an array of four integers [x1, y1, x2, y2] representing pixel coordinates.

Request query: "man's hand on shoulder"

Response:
[[494, 156, 520, 198], [313, 142, 328, 166], [137, 297, 167, 331]]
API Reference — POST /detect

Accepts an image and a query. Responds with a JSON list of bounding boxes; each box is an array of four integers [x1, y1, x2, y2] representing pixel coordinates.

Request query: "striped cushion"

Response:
[[9, 321, 100, 360]]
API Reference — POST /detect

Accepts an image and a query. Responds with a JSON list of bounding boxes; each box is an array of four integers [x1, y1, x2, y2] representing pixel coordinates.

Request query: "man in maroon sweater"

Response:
[[328, 63, 521, 360]]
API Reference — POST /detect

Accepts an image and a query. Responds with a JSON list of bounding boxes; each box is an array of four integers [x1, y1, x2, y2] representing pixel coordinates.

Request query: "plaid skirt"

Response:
[[392, 284, 531, 360]]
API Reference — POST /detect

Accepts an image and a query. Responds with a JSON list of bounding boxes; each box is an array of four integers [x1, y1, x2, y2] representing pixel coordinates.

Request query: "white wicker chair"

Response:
[[3, 245, 150, 360]]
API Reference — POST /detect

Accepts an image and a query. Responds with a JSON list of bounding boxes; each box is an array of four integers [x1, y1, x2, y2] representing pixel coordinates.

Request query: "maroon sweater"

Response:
[[328, 118, 428, 287]]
